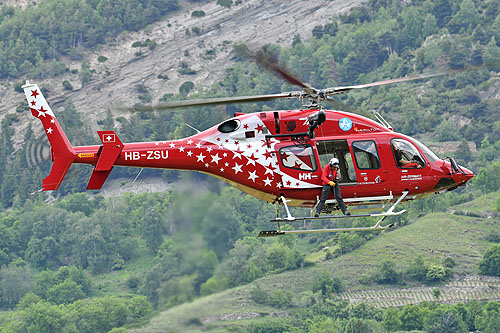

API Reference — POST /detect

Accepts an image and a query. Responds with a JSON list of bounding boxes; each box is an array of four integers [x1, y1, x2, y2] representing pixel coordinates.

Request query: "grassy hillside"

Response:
[[130, 191, 500, 332]]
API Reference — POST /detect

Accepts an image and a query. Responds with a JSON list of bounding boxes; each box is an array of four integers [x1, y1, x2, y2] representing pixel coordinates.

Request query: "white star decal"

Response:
[[224, 162, 229, 167], [187, 139, 193, 145], [263, 177, 273, 186], [246, 156, 256, 166], [205, 163, 209, 168], [187, 151, 193, 157], [232, 150, 242, 159], [46, 127, 53, 134], [50, 118, 55, 124], [223, 153, 227, 158], [155, 142, 159, 146], [179, 146, 185, 152], [211, 153, 221, 164], [38, 110, 46, 117], [196, 142, 202, 149], [220, 167, 225, 172], [196, 153, 206, 162], [206, 146, 213, 153], [232, 163, 242, 174], [170, 143, 176, 148], [264, 168, 274, 176], [248, 170, 258, 182]]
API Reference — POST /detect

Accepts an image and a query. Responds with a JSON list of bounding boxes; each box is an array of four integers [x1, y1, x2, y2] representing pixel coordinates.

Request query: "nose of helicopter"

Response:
[[453, 165, 474, 186]]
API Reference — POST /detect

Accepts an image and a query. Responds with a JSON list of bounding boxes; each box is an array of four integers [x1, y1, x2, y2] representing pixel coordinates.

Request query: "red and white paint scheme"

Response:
[[23, 81, 474, 214]]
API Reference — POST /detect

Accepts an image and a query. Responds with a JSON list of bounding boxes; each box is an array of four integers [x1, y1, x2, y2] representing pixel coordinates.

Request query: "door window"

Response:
[[352, 140, 381, 169], [279, 144, 317, 171]]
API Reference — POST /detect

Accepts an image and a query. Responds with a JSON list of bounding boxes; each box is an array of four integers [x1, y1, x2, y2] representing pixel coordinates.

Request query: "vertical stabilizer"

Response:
[[23, 81, 76, 190]]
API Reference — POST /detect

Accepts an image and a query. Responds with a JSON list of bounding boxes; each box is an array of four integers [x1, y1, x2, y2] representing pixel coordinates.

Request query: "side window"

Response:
[[391, 139, 425, 168], [279, 145, 317, 171], [352, 141, 381, 170]]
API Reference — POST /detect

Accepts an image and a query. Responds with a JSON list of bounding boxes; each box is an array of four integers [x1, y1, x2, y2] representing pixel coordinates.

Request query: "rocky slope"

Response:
[[0, 0, 367, 147]]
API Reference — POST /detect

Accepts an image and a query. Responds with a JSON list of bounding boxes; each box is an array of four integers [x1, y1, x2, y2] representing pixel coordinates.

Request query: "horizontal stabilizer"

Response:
[[86, 131, 123, 190], [87, 169, 113, 190]]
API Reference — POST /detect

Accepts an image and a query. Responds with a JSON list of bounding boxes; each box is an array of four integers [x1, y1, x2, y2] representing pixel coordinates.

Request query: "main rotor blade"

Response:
[[325, 71, 447, 95], [241, 46, 315, 94], [129, 93, 295, 111]]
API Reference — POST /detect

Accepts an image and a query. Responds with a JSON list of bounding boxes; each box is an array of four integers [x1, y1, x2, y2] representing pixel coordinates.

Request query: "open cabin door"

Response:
[[314, 139, 357, 185], [274, 140, 322, 189]]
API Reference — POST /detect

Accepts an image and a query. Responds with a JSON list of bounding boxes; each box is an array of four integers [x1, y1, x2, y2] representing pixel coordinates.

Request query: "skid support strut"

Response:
[[259, 191, 409, 237]]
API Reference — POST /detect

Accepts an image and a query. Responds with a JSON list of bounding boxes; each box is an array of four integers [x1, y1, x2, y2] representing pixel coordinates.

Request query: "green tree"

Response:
[[479, 244, 500, 276], [16, 291, 42, 310], [142, 206, 165, 252], [406, 254, 428, 281], [454, 0, 480, 31], [426, 264, 447, 282], [202, 201, 242, 258], [15, 301, 73, 333], [424, 306, 467, 332], [55, 192, 94, 216], [312, 269, 343, 296], [383, 307, 402, 332], [399, 304, 426, 331], [0, 263, 33, 309], [46, 279, 86, 304], [375, 259, 402, 284]]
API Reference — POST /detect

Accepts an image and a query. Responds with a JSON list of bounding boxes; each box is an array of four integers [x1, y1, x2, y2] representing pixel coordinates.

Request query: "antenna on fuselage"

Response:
[[371, 110, 393, 131], [185, 123, 201, 134]]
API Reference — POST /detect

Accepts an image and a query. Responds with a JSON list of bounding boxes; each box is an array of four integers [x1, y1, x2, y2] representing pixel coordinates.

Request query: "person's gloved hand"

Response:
[[329, 181, 335, 187]]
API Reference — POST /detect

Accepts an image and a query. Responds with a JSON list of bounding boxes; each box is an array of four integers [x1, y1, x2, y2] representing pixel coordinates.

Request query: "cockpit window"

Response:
[[391, 139, 426, 168], [279, 144, 317, 171], [218, 119, 240, 133]]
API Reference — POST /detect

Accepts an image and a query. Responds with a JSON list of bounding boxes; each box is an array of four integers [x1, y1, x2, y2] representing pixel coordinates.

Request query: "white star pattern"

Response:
[[232, 150, 242, 159], [232, 163, 242, 174], [246, 156, 256, 166], [248, 170, 258, 182], [50, 118, 55, 124], [153, 114, 320, 191], [46, 127, 53, 134], [196, 153, 206, 162], [211, 153, 221, 164]]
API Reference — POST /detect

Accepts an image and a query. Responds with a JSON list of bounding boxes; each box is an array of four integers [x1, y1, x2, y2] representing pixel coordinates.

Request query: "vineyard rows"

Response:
[[339, 275, 500, 307]]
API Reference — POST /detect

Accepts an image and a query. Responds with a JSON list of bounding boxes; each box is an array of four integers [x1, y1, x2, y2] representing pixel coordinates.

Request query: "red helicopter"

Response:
[[23, 55, 474, 236]]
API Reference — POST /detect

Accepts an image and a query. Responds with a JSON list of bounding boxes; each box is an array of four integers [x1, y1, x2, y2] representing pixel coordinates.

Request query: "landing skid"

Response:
[[259, 191, 409, 237]]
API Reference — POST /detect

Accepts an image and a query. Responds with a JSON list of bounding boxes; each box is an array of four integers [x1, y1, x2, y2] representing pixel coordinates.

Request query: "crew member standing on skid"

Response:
[[315, 157, 350, 217]]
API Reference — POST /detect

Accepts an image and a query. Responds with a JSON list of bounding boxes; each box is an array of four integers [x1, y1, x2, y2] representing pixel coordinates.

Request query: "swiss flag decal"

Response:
[[102, 134, 115, 143]]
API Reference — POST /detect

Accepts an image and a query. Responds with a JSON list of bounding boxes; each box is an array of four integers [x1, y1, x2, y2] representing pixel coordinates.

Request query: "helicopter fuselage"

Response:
[[72, 109, 474, 207]]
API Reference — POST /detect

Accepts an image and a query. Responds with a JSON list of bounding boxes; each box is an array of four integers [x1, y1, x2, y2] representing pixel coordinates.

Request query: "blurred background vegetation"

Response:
[[0, 0, 500, 331]]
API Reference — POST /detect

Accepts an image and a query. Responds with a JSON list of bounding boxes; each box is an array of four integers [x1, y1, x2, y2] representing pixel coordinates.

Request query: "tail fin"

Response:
[[23, 81, 75, 190]]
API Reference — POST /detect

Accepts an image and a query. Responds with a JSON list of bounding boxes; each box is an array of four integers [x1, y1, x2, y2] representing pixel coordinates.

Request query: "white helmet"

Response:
[[329, 157, 339, 166]]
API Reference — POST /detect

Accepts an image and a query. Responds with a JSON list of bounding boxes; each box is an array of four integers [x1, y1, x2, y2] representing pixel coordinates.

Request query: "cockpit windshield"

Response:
[[409, 137, 439, 163]]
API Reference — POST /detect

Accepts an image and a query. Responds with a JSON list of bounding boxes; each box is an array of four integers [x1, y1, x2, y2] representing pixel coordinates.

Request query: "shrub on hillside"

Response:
[[479, 244, 500, 276]]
